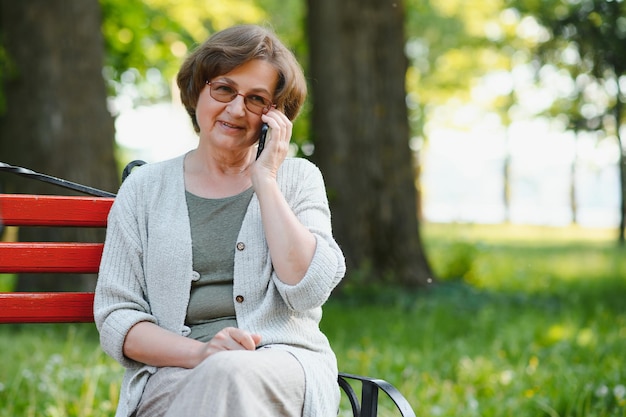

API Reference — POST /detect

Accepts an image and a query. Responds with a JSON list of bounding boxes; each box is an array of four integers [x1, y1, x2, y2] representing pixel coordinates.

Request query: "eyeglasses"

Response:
[[206, 81, 275, 115]]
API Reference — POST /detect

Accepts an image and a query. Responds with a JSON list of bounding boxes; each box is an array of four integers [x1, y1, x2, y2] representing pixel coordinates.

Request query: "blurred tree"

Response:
[[404, 0, 473, 221], [307, 0, 433, 286], [546, 79, 591, 225], [405, 0, 524, 223], [508, 0, 626, 243], [0, 0, 119, 291]]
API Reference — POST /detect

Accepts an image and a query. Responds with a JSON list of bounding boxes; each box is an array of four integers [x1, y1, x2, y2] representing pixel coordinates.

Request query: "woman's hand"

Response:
[[199, 327, 262, 357], [123, 322, 262, 369], [252, 109, 292, 181]]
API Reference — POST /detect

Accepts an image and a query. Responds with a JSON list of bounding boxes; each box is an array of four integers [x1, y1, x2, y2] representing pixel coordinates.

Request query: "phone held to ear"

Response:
[[256, 123, 270, 160]]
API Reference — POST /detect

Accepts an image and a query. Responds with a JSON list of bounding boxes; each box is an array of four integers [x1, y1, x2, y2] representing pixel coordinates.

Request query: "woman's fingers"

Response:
[[227, 327, 262, 350], [262, 110, 292, 150], [254, 110, 292, 178], [207, 327, 262, 352]]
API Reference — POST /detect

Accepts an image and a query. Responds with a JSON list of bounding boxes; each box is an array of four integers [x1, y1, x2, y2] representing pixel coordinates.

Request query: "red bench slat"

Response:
[[0, 292, 95, 323], [1, 195, 109, 323], [0, 194, 114, 227], [0, 243, 104, 273]]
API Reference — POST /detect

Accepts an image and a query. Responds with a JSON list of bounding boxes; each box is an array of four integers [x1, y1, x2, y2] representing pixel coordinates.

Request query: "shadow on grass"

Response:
[[332, 274, 626, 317]]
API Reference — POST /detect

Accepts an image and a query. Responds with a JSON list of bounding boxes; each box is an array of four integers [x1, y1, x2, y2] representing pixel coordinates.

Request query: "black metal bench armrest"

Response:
[[338, 372, 416, 417]]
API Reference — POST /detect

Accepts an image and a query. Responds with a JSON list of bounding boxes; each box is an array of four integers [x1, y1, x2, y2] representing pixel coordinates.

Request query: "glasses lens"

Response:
[[209, 83, 237, 103], [245, 95, 271, 115], [209, 82, 272, 115]]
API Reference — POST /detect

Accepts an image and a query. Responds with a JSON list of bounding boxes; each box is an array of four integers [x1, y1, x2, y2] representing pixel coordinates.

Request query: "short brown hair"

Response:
[[176, 25, 307, 132]]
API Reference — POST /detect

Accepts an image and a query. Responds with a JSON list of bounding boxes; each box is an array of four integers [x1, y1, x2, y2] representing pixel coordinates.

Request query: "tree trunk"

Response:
[[306, 0, 433, 286], [570, 133, 579, 225], [615, 99, 625, 245], [0, 0, 119, 291], [503, 134, 511, 223]]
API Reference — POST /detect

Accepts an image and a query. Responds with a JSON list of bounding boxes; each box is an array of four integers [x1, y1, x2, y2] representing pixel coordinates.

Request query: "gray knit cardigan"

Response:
[[94, 155, 346, 417]]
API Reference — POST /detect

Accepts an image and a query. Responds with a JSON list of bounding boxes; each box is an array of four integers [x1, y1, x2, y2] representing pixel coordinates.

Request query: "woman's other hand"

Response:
[[200, 327, 263, 356], [123, 322, 262, 369]]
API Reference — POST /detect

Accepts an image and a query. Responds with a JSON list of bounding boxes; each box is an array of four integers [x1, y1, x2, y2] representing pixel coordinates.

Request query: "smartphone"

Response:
[[256, 123, 270, 160]]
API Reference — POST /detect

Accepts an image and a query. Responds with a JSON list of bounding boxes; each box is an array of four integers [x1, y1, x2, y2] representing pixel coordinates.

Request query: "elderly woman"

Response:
[[94, 25, 346, 417]]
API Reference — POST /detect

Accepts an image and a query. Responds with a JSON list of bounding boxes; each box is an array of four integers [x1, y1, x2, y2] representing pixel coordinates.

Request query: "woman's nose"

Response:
[[227, 94, 247, 115]]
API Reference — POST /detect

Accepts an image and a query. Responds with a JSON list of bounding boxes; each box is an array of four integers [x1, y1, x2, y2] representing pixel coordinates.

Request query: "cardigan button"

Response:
[[235, 295, 244, 303], [236, 242, 245, 251], [191, 271, 200, 281]]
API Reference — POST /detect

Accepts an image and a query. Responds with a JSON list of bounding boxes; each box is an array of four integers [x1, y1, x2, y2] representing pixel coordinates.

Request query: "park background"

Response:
[[1, 0, 625, 416]]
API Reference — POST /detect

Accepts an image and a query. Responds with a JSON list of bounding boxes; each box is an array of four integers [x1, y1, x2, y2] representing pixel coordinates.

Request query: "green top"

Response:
[[185, 187, 254, 342]]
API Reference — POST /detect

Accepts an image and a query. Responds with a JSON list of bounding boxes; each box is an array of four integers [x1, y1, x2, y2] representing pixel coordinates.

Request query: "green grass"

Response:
[[0, 324, 120, 417], [0, 274, 16, 292], [1, 223, 625, 416], [324, 223, 626, 416]]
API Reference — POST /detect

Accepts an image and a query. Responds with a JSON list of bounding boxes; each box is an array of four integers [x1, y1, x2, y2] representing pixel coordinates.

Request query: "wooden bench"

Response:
[[0, 186, 416, 416]]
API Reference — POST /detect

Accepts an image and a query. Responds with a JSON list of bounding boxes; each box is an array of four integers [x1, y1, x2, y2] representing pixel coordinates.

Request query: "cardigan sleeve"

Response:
[[271, 159, 346, 311], [94, 176, 157, 369]]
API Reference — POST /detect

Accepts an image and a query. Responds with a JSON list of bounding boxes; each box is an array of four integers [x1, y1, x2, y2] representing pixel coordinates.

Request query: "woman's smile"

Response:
[[218, 120, 245, 132]]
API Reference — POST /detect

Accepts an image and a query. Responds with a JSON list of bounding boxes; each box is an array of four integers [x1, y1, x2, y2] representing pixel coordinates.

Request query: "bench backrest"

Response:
[[0, 194, 114, 323]]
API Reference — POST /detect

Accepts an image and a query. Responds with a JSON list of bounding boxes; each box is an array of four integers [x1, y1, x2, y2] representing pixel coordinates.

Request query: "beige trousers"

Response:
[[135, 348, 305, 417]]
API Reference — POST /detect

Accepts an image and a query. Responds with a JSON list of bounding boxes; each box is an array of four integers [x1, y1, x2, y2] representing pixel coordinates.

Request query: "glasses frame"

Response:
[[206, 81, 275, 115]]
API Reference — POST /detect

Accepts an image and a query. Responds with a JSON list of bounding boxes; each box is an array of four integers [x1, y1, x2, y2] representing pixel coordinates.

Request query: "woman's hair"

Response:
[[176, 25, 307, 132]]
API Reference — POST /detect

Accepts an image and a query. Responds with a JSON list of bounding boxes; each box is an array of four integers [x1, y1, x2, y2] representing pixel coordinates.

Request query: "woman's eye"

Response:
[[248, 95, 268, 105], [216, 85, 236, 94]]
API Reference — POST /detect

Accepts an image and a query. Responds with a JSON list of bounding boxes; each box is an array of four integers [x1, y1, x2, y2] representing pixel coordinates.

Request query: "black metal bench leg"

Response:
[[360, 380, 379, 417], [338, 374, 361, 416], [338, 372, 416, 417]]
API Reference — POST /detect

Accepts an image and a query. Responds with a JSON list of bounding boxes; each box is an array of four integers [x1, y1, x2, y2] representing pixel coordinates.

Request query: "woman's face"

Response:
[[195, 59, 279, 154]]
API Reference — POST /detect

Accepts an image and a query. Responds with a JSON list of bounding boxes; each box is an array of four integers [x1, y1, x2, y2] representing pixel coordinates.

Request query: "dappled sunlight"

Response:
[[544, 323, 576, 345]]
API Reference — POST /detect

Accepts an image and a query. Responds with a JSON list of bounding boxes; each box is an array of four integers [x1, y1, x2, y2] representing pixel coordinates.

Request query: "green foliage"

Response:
[[404, 0, 516, 140], [506, 0, 626, 135], [99, 0, 267, 105], [430, 240, 478, 281], [98, 0, 306, 101]]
